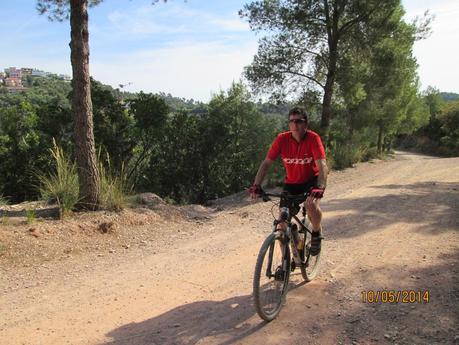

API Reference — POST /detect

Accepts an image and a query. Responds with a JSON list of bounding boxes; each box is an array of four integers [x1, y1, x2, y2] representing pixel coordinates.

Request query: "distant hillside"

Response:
[[0, 75, 72, 107], [0, 75, 204, 112], [440, 92, 459, 102], [0, 75, 289, 119]]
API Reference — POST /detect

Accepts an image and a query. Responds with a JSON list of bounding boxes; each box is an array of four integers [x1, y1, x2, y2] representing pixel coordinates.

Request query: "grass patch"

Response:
[[0, 195, 8, 206], [0, 216, 8, 226], [37, 139, 79, 218], [26, 209, 36, 224], [38, 143, 133, 214], [0, 242, 6, 255], [99, 156, 132, 212]]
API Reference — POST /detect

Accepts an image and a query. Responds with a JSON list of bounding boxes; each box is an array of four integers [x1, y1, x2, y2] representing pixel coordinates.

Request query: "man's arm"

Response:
[[253, 158, 275, 186], [315, 159, 328, 189]]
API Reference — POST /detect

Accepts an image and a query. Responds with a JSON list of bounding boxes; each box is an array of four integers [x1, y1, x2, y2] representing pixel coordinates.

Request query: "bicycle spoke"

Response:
[[253, 233, 290, 321], [300, 230, 321, 281]]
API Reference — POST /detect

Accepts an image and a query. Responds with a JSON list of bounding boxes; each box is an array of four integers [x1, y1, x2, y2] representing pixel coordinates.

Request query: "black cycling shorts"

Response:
[[280, 176, 318, 208]]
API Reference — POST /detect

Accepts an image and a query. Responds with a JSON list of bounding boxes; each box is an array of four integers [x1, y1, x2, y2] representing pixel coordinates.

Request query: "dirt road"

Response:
[[1, 151, 458, 345]]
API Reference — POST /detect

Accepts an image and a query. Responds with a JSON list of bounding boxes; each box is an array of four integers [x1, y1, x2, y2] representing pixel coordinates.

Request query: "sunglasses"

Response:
[[288, 119, 306, 124]]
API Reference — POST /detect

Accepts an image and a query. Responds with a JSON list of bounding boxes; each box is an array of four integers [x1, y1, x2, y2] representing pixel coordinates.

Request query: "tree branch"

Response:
[[277, 69, 325, 89], [270, 40, 328, 68], [338, 6, 379, 35]]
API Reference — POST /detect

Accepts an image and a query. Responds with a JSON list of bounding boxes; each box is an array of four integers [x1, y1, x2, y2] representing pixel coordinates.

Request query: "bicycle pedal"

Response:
[[274, 267, 286, 281]]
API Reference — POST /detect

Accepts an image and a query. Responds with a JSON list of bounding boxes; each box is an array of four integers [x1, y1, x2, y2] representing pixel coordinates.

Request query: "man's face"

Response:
[[288, 113, 307, 134]]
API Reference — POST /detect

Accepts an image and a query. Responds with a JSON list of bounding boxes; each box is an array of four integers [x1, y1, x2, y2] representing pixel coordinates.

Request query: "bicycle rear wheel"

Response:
[[253, 232, 290, 322], [299, 221, 322, 282]]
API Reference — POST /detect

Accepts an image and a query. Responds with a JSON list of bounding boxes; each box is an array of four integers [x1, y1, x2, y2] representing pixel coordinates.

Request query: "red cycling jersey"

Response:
[[267, 130, 326, 184]]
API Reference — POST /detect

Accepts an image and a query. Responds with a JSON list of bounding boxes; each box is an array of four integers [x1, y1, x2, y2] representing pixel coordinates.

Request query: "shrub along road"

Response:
[[0, 151, 458, 345]]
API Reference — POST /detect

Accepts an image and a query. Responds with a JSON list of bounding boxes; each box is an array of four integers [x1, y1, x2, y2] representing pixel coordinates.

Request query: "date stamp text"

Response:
[[361, 290, 430, 304]]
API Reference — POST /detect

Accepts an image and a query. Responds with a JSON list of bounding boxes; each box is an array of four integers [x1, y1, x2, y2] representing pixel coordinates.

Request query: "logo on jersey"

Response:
[[283, 157, 313, 165]]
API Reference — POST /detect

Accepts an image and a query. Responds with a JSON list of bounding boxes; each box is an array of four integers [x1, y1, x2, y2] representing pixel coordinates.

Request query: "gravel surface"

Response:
[[0, 151, 458, 345]]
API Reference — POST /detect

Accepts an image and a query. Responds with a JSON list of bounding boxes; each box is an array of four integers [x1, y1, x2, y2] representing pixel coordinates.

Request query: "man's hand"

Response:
[[249, 184, 263, 199], [309, 187, 325, 199]]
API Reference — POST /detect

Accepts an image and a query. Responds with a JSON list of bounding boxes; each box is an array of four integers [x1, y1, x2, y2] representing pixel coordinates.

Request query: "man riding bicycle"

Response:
[[249, 107, 328, 256]]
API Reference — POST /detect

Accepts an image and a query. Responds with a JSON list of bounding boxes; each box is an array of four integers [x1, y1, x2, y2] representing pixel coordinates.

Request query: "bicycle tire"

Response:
[[299, 220, 322, 282], [253, 232, 290, 322]]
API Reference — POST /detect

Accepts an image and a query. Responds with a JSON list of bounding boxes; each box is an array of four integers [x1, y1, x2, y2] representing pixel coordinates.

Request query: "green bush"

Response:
[[329, 144, 364, 170], [0, 195, 8, 206], [37, 140, 79, 217]]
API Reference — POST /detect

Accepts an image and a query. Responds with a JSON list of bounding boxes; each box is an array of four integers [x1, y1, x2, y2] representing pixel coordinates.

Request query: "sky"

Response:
[[0, 0, 458, 102]]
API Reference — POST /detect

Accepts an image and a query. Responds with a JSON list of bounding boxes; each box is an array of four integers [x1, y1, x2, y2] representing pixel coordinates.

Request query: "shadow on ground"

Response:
[[102, 293, 257, 345], [323, 181, 459, 239], [320, 253, 459, 345], [101, 255, 459, 345], [0, 206, 59, 219], [102, 279, 309, 345]]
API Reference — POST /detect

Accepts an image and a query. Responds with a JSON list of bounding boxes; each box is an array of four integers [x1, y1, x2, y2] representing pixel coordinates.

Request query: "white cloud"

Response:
[[107, 7, 188, 35], [106, 3, 249, 37], [210, 18, 250, 31], [404, 0, 459, 18], [90, 40, 258, 101], [89, 3, 256, 100]]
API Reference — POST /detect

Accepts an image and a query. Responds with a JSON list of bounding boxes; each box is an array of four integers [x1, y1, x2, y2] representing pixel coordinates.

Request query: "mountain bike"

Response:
[[253, 190, 322, 322]]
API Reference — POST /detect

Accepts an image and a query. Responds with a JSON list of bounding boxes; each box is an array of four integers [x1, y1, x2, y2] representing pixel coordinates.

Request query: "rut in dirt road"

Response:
[[0, 152, 458, 345]]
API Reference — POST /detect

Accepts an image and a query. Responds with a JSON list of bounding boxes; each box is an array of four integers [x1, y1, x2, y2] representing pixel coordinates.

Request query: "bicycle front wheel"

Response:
[[253, 232, 290, 322]]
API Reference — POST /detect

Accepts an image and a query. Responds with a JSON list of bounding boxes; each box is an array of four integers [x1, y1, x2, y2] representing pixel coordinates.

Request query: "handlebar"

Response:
[[260, 190, 311, 203]]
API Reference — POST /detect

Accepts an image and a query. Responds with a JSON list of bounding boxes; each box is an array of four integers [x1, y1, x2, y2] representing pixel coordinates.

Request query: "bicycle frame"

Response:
[[253, 190, 322, 321], [264, 190, 316, 268]]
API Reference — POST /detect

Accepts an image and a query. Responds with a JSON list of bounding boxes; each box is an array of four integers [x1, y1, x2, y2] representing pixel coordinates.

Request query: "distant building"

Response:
[[5, 67, 22, 79], [5, 77, 23, 87], [31, 69, 47, 77], [21, 68, 33, 76], [59, 74, 72, 81]]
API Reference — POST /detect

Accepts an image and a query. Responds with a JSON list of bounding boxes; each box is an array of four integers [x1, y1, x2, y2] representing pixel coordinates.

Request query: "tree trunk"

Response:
[[386, 138, 392, 152], [383, 136, 392, 152], [70, 0, 100, 210], [321, 2, 339, 148], [321, 49, 338, 147], [347, 108, 355, 141], [377, 124, 383, 154], [321, 74, 334, 145]]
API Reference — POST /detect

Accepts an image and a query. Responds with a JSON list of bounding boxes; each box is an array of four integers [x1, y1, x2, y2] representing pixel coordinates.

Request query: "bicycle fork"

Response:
[[265, 226, 290, 281], [287, 225, 303, 265]]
